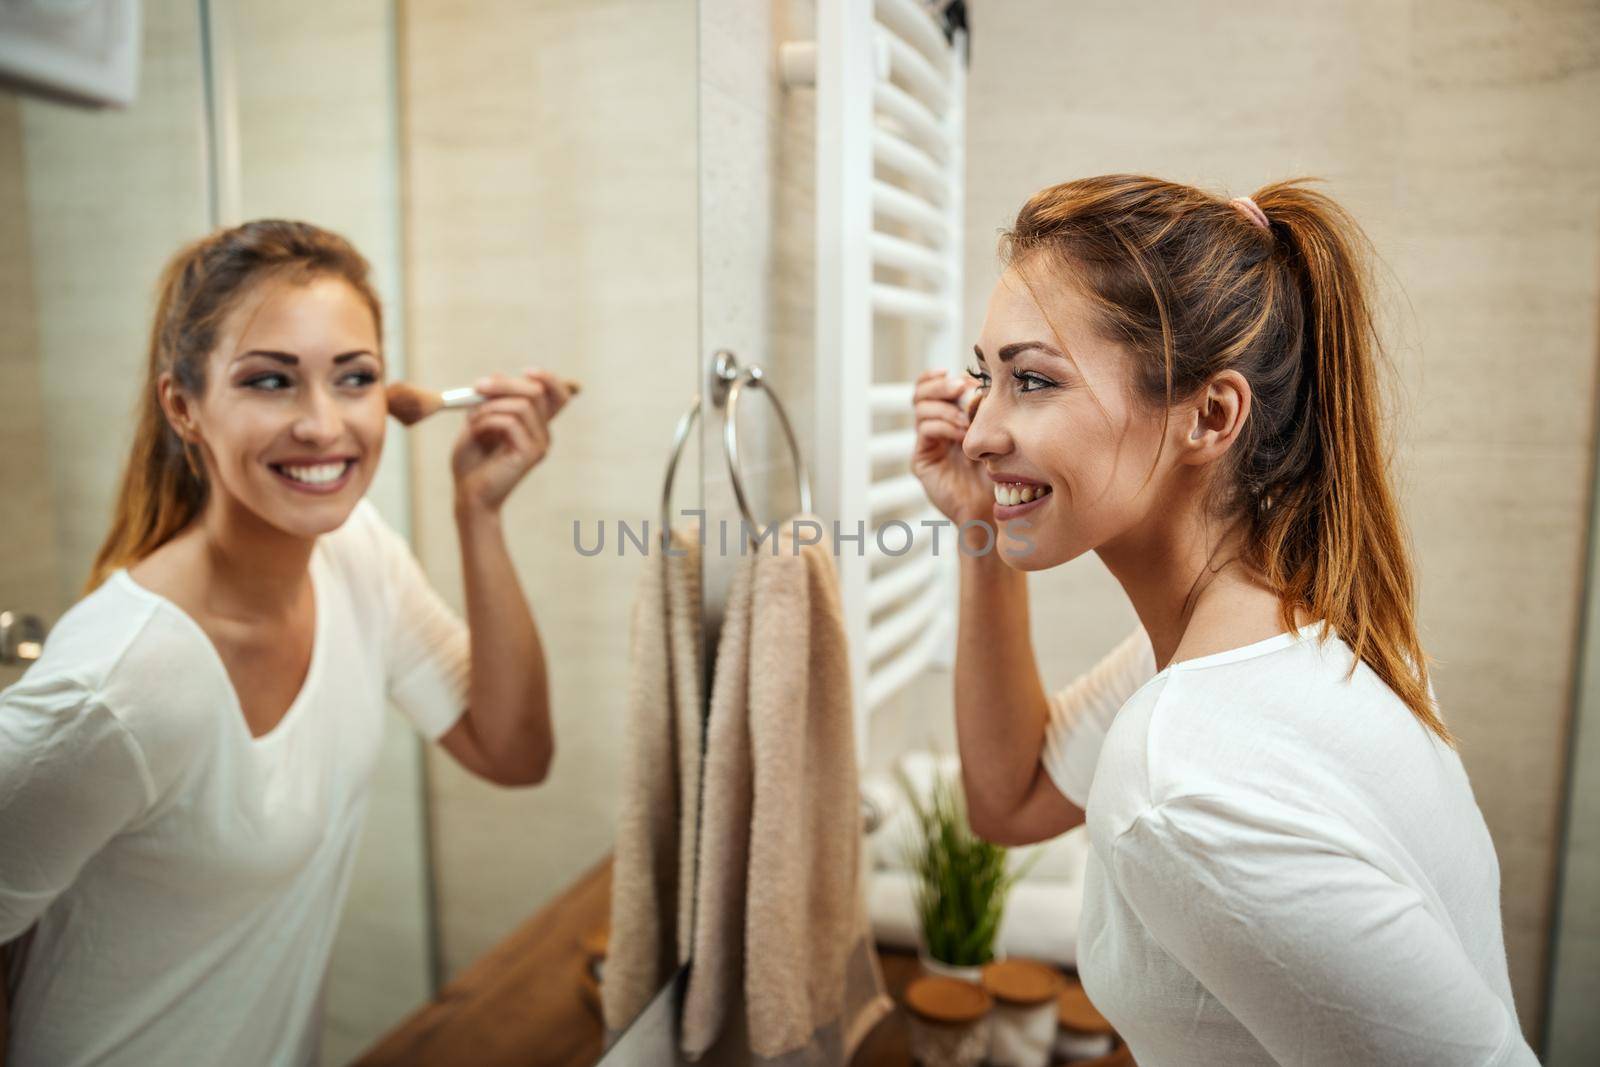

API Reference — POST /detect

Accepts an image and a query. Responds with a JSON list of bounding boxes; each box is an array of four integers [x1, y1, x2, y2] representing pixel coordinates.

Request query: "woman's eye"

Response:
[[340, 370, 378, 388], [1013, 371, 1055, 393], [244, 373, 291, 391], [965, 366, 990, 390]]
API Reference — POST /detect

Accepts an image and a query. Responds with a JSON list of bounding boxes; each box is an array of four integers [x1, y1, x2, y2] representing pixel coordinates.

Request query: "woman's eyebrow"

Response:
[[236, 349, 378, 365], [999, 341, 1065, 362], [973, 341, 1066, 365]]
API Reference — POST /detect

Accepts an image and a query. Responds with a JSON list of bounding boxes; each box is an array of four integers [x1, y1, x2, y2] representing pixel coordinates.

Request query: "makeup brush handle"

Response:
[[440, 387, 485, 408]]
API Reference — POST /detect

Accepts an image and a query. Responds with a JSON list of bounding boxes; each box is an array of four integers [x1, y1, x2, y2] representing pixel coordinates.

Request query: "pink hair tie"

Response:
[[1230, 195, 1270, 232]]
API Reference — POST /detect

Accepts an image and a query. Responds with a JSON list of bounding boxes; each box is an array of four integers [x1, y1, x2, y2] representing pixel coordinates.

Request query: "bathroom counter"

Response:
[[354, 853, 1127, 1067], [850, 948, 1133, 1067], [354, 854, 611, 1067]]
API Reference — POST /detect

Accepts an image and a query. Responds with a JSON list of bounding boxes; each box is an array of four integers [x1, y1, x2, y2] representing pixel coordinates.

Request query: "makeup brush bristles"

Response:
[[385, 382, 443, 426], [386, 378, 583, 427]]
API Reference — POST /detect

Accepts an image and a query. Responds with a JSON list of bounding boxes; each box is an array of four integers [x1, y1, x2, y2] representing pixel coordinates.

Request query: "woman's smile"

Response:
[[268, 456, 359, 495], [991, 474, 1054, 519]]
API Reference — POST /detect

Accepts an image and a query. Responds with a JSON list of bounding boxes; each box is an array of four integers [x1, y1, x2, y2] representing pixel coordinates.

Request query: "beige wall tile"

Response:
[[16, 0, 210, 608], [0, 95, 58, 691]]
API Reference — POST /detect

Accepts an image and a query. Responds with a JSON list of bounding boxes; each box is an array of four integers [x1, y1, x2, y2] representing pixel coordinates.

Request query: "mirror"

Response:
[[0, 1, 699, 1064]]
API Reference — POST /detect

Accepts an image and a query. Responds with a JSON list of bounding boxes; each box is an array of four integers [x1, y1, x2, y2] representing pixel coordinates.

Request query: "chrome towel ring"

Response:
[[660, 395, 701, 541], [715, 350, 812, 536]]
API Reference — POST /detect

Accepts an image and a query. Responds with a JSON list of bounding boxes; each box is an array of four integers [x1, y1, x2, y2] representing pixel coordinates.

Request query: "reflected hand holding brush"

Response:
[[386, 377, 584, 426], [390, 369, 584, 513]]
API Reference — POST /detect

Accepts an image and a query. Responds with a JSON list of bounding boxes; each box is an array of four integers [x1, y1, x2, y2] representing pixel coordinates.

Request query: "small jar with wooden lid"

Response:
[[903, 975, 992, 1067], [1054, 981, 1115, 1061], [980, 959, 1067, 1067]]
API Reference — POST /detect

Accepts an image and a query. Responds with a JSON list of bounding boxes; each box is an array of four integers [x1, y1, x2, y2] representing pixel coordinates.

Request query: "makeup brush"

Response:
[[386, 378, 583, 427]]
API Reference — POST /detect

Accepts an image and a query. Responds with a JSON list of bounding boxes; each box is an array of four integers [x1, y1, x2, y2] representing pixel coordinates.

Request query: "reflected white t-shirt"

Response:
[[0, 499, 469, 1067], [1041, 622, 1538, 1066]]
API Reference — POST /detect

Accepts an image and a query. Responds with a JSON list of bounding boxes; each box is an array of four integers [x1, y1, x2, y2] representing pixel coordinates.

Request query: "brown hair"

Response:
[[1002, 174, 1452, 748], [84, 219, 383, 595]]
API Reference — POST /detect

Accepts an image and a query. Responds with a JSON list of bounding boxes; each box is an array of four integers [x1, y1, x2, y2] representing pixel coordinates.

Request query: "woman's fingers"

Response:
[[915, 366, 965, 386], [521, 367, 571, 421], [917, 420, 967, 447], [473, 372, 549, 424], [471, 410, 545, 462], [473, 400, 549, 455], [473, 369, 569, 424], [472, 395, 549, 448], [913, 422, 965, 468], [915, 398, 970, 434], [913, 368, 968, 402]]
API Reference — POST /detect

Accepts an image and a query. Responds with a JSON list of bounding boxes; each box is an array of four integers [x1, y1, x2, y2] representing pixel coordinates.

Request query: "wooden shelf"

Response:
[[355, 854, 613, 1067]]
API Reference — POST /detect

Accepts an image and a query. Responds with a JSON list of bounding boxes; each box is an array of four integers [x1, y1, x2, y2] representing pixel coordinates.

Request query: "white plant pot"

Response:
[[917, 942, 1002, 983], [988, 998, 1058, 1067]]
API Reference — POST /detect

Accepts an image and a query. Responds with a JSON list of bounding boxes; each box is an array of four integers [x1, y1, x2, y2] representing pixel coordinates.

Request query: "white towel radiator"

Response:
[[792, 0, 967, 763]]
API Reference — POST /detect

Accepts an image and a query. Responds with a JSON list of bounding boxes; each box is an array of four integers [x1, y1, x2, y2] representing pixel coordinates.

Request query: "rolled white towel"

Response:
[[862, 755, 958, 871], [866, 868, 1085, 968], [859, 771, 906, 838]]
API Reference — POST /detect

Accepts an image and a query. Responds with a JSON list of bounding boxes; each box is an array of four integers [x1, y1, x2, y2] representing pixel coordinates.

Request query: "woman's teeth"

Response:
[[995, 482, 1052, 506], [277, 461, 352, 485]]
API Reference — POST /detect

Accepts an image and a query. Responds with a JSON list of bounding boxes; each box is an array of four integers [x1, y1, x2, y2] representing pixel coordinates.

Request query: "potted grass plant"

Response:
[[899, 767, 1035, 981]]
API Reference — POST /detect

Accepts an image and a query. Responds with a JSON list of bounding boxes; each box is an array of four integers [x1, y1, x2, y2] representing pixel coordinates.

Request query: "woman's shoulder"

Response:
[[1095, 631, 1457, 832], [13, 572, 166, 695], [4, 572, 232, 771], [1154, 627, 1433, 751]]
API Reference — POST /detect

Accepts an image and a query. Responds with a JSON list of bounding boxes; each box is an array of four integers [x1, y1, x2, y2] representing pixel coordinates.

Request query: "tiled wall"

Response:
[[396, 0, 699, 982], [0, 97, 58, 693], [697, 0, 818, 634], [7, 0, 210, 614], [957, 1, 1600, 1048]]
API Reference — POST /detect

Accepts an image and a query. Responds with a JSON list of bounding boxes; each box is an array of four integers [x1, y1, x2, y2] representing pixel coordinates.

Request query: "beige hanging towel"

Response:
[[681, 548, 758, 1058], [603, 522, 705, 1038], [682, 514, 891, 1063], [744, 515, 890, 1063]]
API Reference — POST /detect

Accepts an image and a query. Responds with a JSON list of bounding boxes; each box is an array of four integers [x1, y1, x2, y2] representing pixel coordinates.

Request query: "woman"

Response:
[[0, 220, 564, 1066], [912, 176, 1538, 1065]]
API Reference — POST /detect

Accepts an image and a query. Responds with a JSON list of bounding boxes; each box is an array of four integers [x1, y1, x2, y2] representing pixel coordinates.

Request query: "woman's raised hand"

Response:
[[451, 368, 573, 513], [910, 368, 992, 526]]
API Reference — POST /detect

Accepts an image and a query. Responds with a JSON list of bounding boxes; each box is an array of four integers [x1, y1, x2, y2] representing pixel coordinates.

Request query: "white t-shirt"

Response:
[[1041, 621, 1538, 1066], [0, 499, 469, 1067]]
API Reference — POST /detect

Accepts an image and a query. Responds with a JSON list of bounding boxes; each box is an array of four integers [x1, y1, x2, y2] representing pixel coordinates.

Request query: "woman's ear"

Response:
[[1181, 371, 1251, 460], [156, 371, 199, 443]]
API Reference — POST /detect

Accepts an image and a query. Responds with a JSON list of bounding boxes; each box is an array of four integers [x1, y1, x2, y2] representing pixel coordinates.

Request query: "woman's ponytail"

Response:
[[1253, 182, 1452, 748]]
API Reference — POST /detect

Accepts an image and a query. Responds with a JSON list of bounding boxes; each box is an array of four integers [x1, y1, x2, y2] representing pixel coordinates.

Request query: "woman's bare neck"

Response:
[[127, 503, 314, 622]]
